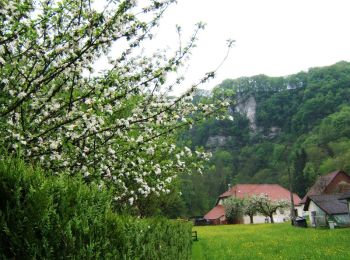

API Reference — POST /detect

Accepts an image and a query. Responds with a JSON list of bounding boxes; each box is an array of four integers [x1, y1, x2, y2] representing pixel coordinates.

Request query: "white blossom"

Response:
[[146, 147, 155, 155], [155, 166, 161, 175], [0, 0, 230, 206]]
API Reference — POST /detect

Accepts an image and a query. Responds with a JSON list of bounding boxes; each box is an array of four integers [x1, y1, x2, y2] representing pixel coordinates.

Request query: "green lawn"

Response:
[[192, 223, 350, 260]]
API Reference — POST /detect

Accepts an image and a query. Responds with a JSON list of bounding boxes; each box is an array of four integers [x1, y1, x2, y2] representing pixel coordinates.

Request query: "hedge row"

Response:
[[0, 157, 192, 259]]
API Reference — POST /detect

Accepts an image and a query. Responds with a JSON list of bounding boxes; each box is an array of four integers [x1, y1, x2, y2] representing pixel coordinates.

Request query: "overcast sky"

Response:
[[147, 0, 350, 93], [94, 0, 350, 94]]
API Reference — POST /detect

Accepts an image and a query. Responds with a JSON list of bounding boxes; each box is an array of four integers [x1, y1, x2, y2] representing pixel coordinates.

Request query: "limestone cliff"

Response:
[[235, 96, 257, 131]]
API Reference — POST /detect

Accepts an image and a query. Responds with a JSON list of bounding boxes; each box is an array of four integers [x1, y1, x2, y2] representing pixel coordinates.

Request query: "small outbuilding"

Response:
[[300, 170, 350, 218], [203, 205, 226, 225], [303, 194, 350, 227]]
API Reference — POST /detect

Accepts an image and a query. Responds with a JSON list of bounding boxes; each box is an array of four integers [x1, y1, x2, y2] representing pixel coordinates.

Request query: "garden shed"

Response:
[[203, 205, 226, 225], [303, 194, 350, 227]]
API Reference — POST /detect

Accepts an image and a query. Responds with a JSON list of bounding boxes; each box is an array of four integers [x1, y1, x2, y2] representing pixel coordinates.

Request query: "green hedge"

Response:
[[0, 157, 192, 259]]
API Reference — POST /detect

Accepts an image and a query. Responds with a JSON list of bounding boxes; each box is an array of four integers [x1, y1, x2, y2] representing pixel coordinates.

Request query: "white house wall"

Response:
[[243, 210, 291, 224], [307, 201, 326, 226], [295, 205, 304, 217], [308, 201, 325, 216]]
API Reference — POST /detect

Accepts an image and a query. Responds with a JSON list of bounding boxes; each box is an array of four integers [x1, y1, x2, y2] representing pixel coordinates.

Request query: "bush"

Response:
[[0, 157, 192, 259]]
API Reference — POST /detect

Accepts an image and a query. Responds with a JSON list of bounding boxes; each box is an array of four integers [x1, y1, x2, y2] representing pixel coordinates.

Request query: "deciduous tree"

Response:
[[0, 0, 231, 207], [251, 194, 289, 223], [223, 197, 244, 224], [243, 197, 258, 224]]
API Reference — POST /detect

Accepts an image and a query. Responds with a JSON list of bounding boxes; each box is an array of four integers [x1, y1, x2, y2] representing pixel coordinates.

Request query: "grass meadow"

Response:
[[192, 223, 350, 260]]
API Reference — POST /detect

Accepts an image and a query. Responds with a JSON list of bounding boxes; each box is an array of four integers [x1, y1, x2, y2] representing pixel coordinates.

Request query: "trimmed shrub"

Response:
[[0, 157, 192, 259]]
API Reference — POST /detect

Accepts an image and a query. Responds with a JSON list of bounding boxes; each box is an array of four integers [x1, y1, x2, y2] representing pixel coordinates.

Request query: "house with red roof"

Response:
[[204, 184, 301, 225]]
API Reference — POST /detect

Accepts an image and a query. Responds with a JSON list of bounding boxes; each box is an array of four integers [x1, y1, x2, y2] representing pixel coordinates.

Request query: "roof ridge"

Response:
[[235, 183, 280, 185], [301, 170, 350, 203]]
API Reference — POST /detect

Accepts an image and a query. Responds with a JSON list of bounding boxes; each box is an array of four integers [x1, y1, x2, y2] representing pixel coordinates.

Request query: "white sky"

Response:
[[148, 0, 350, 93], [94, 0, 350, 94]]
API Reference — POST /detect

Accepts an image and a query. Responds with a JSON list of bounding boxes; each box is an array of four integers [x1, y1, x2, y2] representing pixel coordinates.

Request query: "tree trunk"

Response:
[[249, 215, 254, 224], [289, 167, 296, 225], [227, 217, 234, 224], [269, 214, 274, 223]]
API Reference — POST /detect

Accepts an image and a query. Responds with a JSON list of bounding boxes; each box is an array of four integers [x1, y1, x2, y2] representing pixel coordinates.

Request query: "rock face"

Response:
[[205, 95, 281, 148], [268, 127, 281, 138], [206, 135, 232, 147], [235, 96, 257, 131]]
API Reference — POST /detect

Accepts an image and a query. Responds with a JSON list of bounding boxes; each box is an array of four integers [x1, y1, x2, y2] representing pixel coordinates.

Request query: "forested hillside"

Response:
[[179, 61, 350, 217]]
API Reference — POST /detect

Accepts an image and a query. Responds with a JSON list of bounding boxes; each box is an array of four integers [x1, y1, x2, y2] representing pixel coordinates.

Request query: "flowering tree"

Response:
[[250, 194, 289, 223], [223, 197, 245, 224], [0, 0, 231, 206], [223, 196, 259, 224], [243, 197, 258, 224]]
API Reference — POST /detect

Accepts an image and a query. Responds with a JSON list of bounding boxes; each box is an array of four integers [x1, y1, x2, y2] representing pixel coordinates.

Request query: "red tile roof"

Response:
[[218, 184, 301, 205], [300, 170, 350, 204], [204, 205, 225, 220]]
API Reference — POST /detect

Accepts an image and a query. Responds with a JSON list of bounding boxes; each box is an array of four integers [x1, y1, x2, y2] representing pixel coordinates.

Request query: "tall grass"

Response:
[[192, 223, 350, 260]]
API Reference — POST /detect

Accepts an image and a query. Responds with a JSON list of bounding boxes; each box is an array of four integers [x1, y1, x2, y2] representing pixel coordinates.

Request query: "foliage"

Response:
[[0, 0, 231, 206], [243, 197, 259, 224], [222, 197, 245, 224], [293, 61, 350, 133], [292, 148, 309, 197], [192, 223, 350, 260], [180, 171, 211, 217], [0, 156, 192, 259], [250, 194, 289, 223]]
